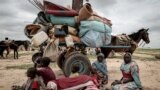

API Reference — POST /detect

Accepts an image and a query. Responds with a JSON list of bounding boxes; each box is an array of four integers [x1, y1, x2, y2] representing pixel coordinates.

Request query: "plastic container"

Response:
[[32, 31, 48, 47], [65, 35, 74, 47]]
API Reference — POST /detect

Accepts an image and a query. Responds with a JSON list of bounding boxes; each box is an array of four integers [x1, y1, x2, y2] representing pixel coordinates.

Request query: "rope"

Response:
[[28, 0, 44, 10], [142, 43, 146, 48], [138, 40, 144, 47], [138, 40, 146, 48]]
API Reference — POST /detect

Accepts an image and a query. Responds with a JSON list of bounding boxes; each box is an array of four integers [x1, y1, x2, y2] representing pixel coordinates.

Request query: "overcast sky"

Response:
[[0, 0, 160, 48]]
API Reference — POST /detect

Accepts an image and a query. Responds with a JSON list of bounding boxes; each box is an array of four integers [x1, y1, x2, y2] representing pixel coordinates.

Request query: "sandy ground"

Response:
[[0, 50, 160, 90]]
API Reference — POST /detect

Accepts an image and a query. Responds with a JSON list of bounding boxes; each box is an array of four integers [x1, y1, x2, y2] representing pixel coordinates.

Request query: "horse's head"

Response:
[[139, 28, 150, 44]]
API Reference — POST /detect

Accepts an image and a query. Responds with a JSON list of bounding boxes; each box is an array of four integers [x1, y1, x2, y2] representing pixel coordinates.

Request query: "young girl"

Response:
[[22, 67, 46, 90]]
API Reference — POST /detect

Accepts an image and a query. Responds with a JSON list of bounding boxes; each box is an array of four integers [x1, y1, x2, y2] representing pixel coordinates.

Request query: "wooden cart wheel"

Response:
[[32, 52, 43, 63], [63, 53, 91, 77], [57, 51, 66, 69], [65, 51, 80, 59]]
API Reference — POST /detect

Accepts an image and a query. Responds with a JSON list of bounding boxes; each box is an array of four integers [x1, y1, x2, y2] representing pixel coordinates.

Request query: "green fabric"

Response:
[[47, 14, 76, 27], [131, 63, 142, 88], [112, 82, 139, 90]]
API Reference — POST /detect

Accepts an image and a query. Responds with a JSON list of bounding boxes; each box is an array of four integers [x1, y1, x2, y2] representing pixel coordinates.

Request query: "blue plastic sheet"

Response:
[[79, 21, 112, 47], [80, 30, 111, 47], [79, 21, 112, 37]]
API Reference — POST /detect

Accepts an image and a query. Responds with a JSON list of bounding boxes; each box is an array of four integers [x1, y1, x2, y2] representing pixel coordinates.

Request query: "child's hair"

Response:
[[27, 67, 37, 79], [40, 57, 51, 67], [34, 58, 41, 68]]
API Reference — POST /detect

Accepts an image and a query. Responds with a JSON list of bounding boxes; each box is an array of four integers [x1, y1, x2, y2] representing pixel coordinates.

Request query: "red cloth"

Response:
[[37, 67, 56, 85], [122, 71, 132, 79], [31, 81, 39, 89], [122, 63, 139, 79], [91, 75, 99, 86], [46, 10, 78, 17], [52, 75, 94, 89], [44, 1, 78, 17]]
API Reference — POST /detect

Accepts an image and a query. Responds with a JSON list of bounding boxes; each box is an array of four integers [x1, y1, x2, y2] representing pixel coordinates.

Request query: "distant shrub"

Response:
[[155, 55, 160, 59]]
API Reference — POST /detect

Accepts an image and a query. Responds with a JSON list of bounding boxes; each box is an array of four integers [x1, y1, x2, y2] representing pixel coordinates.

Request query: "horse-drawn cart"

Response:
[[26, 0, 149, 77]]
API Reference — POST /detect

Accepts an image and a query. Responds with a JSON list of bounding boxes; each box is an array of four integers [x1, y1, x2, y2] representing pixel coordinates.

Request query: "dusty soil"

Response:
[[0, 49, 160, 90]]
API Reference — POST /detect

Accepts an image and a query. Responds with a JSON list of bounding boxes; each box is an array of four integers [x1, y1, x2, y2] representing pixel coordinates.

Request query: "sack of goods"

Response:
[[79, 21, 112, 47], [115, 34, 131, 45], [43, 39, 59, 62]]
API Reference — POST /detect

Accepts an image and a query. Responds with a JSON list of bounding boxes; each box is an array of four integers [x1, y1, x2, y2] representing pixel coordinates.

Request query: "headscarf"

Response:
[[97, 53, 104, 58]]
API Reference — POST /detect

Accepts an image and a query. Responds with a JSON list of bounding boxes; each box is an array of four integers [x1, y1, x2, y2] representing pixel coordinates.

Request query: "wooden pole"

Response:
[[72, 0, 83, 12]]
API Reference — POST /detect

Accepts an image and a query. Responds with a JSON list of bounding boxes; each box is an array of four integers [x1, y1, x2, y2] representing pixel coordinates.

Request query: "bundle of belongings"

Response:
[[114, 34, 131, 46], [24, 1, 112, 61], [45, 2, 112, 47]]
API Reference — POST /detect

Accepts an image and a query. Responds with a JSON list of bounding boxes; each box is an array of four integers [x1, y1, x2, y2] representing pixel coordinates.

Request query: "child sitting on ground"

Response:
[[92, 53, 108, 89], [22, 67, 46, 90]]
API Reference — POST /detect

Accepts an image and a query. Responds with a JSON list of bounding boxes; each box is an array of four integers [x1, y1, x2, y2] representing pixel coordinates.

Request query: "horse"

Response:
[[0, 41, 10, 58], [14, 40, 31, 51], [100, 28, 150, 58], [5, 40, 31, 59], [0, 41, 17, 59], [0, 40, 31, 59]]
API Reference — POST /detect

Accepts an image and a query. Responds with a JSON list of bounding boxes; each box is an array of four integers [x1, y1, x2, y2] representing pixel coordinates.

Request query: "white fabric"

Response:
[[47, 81, 98, 90], [65, 35, 74, 47], [47, 81, 57, 90]]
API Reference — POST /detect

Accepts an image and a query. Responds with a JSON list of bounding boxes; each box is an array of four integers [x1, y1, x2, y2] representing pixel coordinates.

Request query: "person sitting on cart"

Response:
[[4, 37, 12, 44], [37, 57, 56, 85], [92, 53, 108, 88]]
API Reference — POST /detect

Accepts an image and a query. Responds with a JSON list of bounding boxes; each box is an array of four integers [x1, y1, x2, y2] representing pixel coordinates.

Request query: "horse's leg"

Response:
[[14, 50, 16, 59], [16, 50, 18, 59], [6, 48, 10, 58], [15, 50, 18, 59], [0, 50, 4, 59], [128, 44, 137, 54], [0, 53, 4, 59], [13, 50, 15, 59], [100, 47, 112, 59]]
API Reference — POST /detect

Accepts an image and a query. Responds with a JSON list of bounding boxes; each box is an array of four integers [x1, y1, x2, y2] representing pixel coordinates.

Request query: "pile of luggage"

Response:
[[25, 0, 112, 47], [24, 0, 112, 61]]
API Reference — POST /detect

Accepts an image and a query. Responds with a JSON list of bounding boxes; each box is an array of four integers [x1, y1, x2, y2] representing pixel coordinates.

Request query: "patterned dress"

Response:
[[22, 76, 46, 90], [112, 61, 142, 90], [92, 60, 108, 85]]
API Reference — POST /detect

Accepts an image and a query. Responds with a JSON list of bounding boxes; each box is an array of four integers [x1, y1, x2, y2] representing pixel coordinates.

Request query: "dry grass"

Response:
[[5, 64, 33, 69]]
